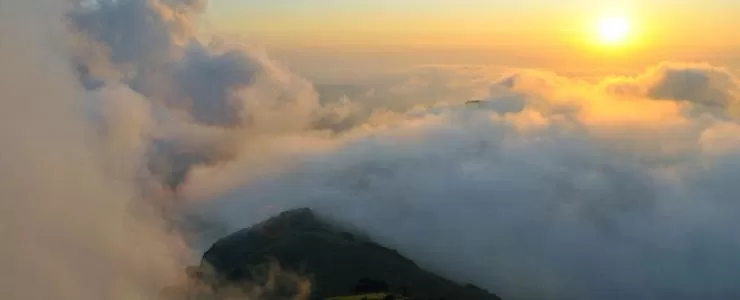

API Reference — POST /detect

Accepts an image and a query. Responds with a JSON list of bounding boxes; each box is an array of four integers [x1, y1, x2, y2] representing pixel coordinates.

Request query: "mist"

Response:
[[2, 1, 740, 300], [191, 64, 740, 299], [0, 1, 184, 299]]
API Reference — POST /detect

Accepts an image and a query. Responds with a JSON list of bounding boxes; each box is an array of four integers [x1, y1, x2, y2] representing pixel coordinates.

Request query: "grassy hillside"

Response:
[[192, 208, 502, 300]]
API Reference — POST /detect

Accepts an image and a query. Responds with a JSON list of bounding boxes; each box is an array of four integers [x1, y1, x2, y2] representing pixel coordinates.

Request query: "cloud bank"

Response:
[[0, 1, 183, 299], [193, 64, 740, 300], [2, 0, 740, 300]]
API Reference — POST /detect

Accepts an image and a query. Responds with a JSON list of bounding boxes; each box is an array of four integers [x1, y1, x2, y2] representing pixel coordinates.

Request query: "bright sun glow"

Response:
[[598, 16, 630, 44]]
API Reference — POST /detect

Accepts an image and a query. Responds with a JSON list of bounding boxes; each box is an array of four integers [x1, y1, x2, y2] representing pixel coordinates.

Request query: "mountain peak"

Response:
[[193, 208, 502, 300]]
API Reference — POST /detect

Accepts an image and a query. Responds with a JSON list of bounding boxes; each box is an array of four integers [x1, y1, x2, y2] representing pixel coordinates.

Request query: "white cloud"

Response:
[[189, 63, 740, 300], [3, 1, 740, 300], [0, 1, 184, 299]]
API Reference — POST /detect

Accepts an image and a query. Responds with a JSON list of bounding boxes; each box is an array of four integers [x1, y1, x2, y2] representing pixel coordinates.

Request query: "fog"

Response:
[[0, 1, 183, 299], [2, 1, 740, 300]]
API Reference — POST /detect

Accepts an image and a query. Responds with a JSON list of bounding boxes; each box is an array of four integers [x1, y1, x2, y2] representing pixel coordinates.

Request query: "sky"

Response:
[[206, 0, 740, 82], [208, 0, 740, 47]]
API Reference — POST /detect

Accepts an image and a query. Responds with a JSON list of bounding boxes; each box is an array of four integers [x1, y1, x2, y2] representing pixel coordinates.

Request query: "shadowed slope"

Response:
[[200, 208, 502, 300]]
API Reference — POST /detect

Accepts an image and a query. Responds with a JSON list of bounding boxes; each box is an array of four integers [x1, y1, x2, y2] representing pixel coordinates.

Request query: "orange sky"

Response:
[[204, 1, 740, 80], [207, 1, 740, 49]]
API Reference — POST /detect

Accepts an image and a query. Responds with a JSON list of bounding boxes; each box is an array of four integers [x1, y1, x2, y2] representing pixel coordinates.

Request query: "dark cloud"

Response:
[[648, 65, 738, 108], [70, 0, 176, 66], [68, 0, 323, 190], [172, 44, 260, 126], [148, 133, 240, 190], [604, 63, 740, 119]]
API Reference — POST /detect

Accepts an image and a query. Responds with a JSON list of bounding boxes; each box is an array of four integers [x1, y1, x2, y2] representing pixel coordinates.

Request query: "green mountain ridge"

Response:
[[182, 208, 503, 300]]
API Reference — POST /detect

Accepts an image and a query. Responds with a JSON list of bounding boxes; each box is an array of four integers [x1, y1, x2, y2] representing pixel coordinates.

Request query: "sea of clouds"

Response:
[[2, 0, 740, 299]]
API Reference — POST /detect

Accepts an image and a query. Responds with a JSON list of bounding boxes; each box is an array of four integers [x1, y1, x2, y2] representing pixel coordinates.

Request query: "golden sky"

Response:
[[203, 1, 740, 80], [207, 0, 740, 49]]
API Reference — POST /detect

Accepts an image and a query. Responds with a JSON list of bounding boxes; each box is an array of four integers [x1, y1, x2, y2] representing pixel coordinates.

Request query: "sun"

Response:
[[598, 16, 630, 44]]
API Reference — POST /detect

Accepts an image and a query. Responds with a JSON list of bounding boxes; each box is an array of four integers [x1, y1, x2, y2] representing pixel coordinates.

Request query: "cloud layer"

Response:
[[192, 62, 740, 300], [2, 1, 740, 300]]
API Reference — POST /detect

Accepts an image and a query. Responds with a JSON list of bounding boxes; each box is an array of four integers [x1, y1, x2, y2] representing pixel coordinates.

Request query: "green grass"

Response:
[[327, 293, 409, 300]]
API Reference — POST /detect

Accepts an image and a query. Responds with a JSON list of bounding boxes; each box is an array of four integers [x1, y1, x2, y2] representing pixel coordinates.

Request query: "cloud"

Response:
[[1, 1, 324, 299], [603, 63, 740, 118], [68, 0, 326, 191], [188, 63, 740, 300], [4, 0, 740, 299], [0, 1, 185, 299], [171, 44, 259, 126]]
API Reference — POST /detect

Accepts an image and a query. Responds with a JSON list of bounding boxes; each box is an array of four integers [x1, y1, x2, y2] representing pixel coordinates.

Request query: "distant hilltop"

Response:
[[174, 208, 502, 300]]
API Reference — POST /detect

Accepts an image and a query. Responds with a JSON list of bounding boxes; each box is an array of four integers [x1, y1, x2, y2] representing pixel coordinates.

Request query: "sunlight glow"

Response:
[[598, 16, 630, 45]]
